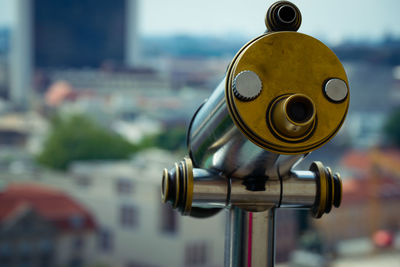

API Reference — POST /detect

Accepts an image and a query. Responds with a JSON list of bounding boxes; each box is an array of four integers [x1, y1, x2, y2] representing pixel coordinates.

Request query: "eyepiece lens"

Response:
[[278, 5, 296, 24], [286, 96, 314, 123]]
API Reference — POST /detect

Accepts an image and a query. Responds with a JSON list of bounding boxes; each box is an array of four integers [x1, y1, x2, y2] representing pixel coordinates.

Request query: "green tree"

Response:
[[139, 126, 186, 152], [384, 108, 400, 146], [37, 114, 137, 170]]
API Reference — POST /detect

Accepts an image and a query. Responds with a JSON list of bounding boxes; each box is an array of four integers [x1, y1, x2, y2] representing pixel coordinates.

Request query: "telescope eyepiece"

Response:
[[286, 95, 315, 124], [277, 5, 297, 24], [265, 1, 302, 32], [269, 94, 316, 141]]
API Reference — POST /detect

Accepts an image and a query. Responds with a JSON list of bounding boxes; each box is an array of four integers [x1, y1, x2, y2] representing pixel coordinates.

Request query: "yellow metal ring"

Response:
[[173, 163, 180, 208], [310, 161, 327, 218], [180, 161, 186, 212], [338, 173, 342, 206], [334, 172, 342, 208], [161, 168, 169, 203], [183, 157, 194, 215], [326, 166, 335, 211]]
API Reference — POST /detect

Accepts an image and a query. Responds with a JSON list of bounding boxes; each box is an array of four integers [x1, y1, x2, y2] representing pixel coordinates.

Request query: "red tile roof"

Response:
[[341, 149, 400, 204], [0, 183, 96, 231], [342, 175, 400, 204], [341, 150, 371, 171]]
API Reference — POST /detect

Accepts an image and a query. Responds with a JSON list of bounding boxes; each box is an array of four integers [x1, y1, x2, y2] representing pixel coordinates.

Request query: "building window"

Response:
[[120, 205, 138, 228], [98, 229, 113, 252], [68, 257, 83, 267], [39, 252, 54, 267], [69, 214, 85, 229], [19, 241, 32, 266], [160, 203, 177, 234], [0, 243, 11, 266], [116, 178, 133, 194], [38, 239, 53, 253], [127, 261, 159, 267], [71, 236, 84, 251], [75, 175, 91, 187], [185, 242, 207, 266]]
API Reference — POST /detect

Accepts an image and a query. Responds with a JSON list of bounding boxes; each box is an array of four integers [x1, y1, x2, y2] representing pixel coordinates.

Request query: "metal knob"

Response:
[[232, 71, 263, 101], [324, 78, 349, 102]]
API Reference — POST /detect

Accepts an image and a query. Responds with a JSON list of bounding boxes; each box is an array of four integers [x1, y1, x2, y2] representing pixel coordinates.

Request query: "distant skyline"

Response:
[[1, 0, 400, 44]]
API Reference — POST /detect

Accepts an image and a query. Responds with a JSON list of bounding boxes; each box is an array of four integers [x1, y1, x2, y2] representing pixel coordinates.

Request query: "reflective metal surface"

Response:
[[232, 70, 263, 101], [230, 178, 280, 208], [230, 169, 316, 209], [247, 209, 276, 267], [225, 207, 245, 267], [188, 80, 289, 179], [191, 168, 317, 209], [324, 78, 349, 102], [192, 168, 228, 208], [163, 156, 340, 219], [280, 170, 316, 207], [225, 208, 276, 267]]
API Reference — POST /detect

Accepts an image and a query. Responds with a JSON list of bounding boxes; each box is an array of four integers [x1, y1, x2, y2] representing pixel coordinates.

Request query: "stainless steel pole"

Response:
[[225, 207, 276, 267]]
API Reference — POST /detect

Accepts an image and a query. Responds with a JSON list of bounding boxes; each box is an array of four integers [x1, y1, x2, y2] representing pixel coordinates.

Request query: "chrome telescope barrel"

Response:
[[187, 80, 288, 180]]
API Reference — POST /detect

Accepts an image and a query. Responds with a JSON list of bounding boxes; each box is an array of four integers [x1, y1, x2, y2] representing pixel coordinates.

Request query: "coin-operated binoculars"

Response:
[[161, 1, 349, 266]]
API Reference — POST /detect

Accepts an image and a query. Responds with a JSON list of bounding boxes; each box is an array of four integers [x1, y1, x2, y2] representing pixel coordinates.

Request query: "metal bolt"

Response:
[[324, 78, 348, 102], [232, 71, 262, 101]]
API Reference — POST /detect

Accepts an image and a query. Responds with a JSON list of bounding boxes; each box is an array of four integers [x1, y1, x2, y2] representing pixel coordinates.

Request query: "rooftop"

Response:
[[0, 182, 96, 231]]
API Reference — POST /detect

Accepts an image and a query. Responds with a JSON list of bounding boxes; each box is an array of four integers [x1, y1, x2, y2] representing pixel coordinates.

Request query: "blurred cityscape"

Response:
[[0, 0, 400, 267]]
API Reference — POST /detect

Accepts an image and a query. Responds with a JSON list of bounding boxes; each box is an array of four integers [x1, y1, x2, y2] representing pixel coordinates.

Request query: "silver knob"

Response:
[[324, 78, 348, 102], [232, 71, 263, 101]]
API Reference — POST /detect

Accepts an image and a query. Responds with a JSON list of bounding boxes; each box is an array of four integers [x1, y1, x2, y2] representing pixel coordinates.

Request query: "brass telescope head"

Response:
[[225, 30, 348, 154], [160, 1, 347, 220]]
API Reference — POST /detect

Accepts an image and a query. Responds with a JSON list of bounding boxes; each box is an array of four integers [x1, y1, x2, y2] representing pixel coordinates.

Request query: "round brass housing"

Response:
[[226, 31, 349, 154]]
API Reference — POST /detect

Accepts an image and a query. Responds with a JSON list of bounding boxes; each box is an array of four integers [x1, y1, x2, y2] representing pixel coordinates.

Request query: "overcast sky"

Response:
[[1, 0, 399, 44]]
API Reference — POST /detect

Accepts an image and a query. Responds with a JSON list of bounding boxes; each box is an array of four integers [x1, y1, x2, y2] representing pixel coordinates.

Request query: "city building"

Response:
[[0, 148, 300, 266], [9, 0, 139, 108], [341, 62, 400, 148], [33, 0, 138, 68], [10, 0, 32, 108], [0, 149, 226, 267], [0, 183, 97, 266], [0, 27, 9, 99], [66, 149, 227, 267]]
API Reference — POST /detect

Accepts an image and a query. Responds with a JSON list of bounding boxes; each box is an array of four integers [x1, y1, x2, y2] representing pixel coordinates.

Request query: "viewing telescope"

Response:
[[161, 1, 349, 266]]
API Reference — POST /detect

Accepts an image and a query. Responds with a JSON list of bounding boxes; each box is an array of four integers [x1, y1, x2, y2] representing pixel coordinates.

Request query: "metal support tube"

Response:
[[280, 170, 317, 208], [225, 207, 276, 267], [225, 207, 245, 267], [192, 168, 228, 208], [230, 178, 281, 207]]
